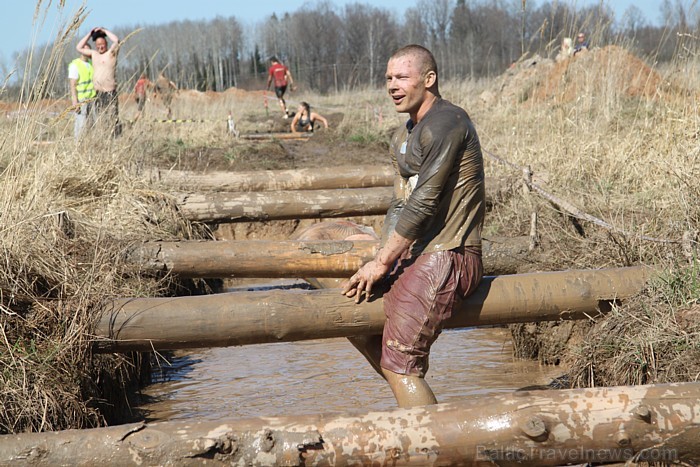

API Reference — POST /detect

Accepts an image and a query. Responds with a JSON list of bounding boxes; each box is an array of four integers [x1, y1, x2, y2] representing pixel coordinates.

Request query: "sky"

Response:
[[1, 0, 667, 68]]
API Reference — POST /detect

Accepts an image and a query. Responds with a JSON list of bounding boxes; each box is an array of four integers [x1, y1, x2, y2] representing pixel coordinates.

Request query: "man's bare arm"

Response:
[[101, 28, 120, 53], [69, 78, 79, 109], [76, 32, 92, 55]]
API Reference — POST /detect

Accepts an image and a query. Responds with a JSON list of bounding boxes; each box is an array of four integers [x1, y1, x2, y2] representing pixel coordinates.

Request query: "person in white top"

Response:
[[67, 44, 96, 139]]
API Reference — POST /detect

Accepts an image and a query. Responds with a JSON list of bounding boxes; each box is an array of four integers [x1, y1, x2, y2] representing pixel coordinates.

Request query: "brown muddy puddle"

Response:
[[137, 325, 560, 422]]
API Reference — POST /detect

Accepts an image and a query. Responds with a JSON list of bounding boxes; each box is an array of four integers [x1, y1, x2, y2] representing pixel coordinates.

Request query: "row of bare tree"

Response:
[[9, 0, 699, 99]]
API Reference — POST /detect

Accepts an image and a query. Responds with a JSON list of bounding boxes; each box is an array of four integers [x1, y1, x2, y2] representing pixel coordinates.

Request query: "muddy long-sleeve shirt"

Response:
[[383, 98, 485, 256]]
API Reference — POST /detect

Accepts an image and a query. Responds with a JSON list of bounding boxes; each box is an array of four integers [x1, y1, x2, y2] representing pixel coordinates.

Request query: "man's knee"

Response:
[[382, 367, 437, 407]]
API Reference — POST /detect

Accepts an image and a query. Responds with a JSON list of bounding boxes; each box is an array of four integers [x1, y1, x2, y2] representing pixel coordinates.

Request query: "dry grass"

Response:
[[0, 108, 200, 433], [466, 37, 700, 389], [0, 6, 204, 433], [566, 263, 700, 388]]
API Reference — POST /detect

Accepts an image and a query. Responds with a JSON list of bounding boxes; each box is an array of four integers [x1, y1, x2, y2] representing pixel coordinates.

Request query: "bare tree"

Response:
[[341, 4, 398, 89]]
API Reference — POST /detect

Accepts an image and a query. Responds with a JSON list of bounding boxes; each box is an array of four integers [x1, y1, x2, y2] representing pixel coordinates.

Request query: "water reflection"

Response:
[[138, 327, 560, 421]]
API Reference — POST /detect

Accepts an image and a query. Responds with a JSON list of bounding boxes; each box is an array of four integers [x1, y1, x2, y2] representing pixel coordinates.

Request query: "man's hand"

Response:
[[341, 259, 390, 304]]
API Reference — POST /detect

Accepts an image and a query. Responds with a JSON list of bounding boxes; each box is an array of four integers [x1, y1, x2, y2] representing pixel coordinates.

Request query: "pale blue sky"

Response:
[[0, 0, 667, 67]]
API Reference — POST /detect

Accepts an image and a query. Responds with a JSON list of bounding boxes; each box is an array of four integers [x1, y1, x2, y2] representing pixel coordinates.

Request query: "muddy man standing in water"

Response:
[[342, 44, 486, 408]]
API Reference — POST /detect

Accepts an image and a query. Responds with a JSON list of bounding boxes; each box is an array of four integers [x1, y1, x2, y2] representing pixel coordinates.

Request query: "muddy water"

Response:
[[138, 326, 560, 422]]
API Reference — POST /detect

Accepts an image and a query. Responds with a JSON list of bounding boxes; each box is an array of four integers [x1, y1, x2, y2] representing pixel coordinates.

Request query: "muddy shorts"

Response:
[[381, 247, 483, 377]]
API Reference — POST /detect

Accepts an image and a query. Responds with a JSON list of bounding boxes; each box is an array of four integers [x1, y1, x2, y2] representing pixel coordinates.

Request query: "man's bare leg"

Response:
[[348, 335, 437, 407], [279, 98, 288, 116], [382, 369, 437, 408]]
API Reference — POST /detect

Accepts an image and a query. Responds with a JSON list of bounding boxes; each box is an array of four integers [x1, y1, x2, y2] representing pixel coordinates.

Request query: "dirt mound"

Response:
[[483, 55, 555, 106], [532, 45, 663, 103], [484, 45, 665, 106]]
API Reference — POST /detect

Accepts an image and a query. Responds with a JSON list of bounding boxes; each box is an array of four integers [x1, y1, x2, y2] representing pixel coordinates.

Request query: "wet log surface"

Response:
[[174, 181, 506, 223], [148, 165, 395, 191], [1, 382, 697, 466], [176, 187, 392, 222], [130, 235, 530, 278], [94, 266, 652, 352]]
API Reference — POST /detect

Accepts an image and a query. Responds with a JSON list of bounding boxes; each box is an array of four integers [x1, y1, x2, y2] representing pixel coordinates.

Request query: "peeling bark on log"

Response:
[[130, 236, 530, 278], [93, 266, 652, 352], [1, 382, 698, 466], [148, 165, 395, 191], [176, 187, 392, 222]]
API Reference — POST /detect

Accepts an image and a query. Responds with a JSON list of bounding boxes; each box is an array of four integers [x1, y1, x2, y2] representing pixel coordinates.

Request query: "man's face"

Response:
[[577, 34, 585, 43], [385, 55, 427, 116], [95, 37, 107, 53]]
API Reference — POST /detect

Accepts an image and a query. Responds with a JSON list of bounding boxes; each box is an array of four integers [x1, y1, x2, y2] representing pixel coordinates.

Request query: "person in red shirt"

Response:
[[133, 73, 152, 121], [266, 56, 295, 118]]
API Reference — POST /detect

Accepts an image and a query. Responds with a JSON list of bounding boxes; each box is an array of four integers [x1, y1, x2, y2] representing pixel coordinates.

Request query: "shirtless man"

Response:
[[77, 27, 121, 137], [342, 45, 485, 408]]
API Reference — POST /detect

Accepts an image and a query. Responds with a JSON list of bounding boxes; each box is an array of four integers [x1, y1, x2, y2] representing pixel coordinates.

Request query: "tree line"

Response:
[[7, 0, 699, 100]]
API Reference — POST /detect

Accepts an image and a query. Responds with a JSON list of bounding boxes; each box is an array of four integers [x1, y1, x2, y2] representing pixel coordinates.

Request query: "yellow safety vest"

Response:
[[71, 58, 96, 102]]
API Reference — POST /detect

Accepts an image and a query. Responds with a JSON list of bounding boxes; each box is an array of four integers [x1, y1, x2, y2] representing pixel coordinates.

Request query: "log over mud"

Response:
[[175, 183, 504, 223], [94, 266, 652, 352], [1, 382, 697, 466], [239, 132, 312, 140], [148, 165, 395, 191], [176, 187, 392, 222], [130, 235, 530, 277]]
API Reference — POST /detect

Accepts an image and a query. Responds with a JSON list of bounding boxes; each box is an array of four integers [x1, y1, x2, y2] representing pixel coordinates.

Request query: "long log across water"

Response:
[[1, 382, 697, 466], [95, 266, 652, 352], [131, 236, 530, 277]]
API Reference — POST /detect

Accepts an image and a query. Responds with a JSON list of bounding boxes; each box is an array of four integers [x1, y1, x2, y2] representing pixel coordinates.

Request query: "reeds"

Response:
[[0, 4, 196, 433]]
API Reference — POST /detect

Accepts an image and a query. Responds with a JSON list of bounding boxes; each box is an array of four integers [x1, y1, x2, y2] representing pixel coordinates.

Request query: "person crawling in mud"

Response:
[[342, 44, 486, 408], [290, 101, 329, 133]]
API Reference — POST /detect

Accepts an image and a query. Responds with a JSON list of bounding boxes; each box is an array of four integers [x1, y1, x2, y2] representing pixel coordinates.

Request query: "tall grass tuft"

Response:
[[0, 4, 197, 433]]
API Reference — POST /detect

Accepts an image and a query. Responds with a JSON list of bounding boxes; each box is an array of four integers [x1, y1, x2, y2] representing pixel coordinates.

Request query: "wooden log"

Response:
[[176, 187, 392, 222], [148, 165, 395, 191], [94, 266, 652, 352], [1, 382, 697, 466], [241, 132, 312, 139], [130, 236, 530, 278], [175, 181, 505, 223], [239, 132, 312, 140]]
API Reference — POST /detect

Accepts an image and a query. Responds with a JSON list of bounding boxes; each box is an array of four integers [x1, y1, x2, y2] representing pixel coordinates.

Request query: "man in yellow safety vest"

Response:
[[68, 44, 97, 139]]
